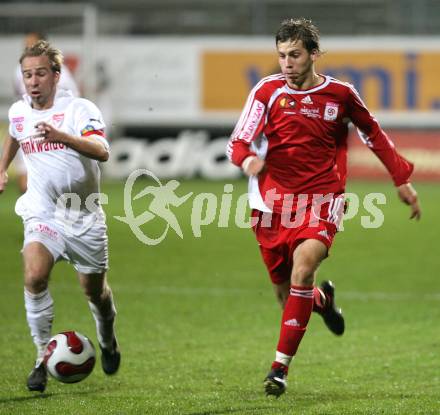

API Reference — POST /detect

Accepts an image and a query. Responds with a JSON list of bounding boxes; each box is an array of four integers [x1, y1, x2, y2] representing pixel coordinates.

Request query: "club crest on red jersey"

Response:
[[324, 102, 339, 121]]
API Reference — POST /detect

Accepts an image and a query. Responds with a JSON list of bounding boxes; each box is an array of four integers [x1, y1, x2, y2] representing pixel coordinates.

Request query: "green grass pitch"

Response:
[[0, 179, 439, 414]]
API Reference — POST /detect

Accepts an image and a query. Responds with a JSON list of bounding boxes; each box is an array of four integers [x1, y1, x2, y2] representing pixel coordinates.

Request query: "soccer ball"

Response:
[[43, 331, 96, 383]]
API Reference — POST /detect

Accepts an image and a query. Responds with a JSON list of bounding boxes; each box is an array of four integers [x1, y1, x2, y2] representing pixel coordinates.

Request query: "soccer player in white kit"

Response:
[[0, 40, 120, 392]]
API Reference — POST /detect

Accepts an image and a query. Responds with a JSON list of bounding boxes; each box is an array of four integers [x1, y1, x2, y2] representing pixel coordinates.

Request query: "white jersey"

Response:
[[14, 63, 80, 98], [13, 64, 79, 176], [8, 90, 108, 224]]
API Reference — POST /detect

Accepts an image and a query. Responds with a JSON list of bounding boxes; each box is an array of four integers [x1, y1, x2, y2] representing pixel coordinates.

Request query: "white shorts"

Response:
[[23, 218, 109, 274]]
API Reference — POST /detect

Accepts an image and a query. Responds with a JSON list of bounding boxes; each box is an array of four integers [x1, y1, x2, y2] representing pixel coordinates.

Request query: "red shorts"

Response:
[[251, 194, 344, 285]]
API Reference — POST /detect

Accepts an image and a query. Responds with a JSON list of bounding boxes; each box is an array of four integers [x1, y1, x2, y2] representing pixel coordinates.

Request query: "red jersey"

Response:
[[227, 74, 414, 213]]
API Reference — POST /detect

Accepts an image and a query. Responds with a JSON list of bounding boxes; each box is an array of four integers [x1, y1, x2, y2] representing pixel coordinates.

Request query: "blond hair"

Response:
[[19, 40, 63, 72]]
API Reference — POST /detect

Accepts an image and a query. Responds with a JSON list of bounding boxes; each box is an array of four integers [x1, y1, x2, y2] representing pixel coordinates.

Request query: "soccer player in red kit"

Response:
[[227, 18, 421, 397]]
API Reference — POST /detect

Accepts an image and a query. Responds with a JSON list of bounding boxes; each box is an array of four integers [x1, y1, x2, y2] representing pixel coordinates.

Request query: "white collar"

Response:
[[284, 75, 330, 94]]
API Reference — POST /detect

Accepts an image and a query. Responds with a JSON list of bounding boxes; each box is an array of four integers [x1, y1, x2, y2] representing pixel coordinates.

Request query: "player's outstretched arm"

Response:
[[0, 134, 20, 193], [397, 183, 421, 220], [36, 122, 109, 162]]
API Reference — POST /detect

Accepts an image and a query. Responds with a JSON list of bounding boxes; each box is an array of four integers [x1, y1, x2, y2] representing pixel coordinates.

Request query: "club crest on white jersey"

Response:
[[52, 113, 65, 128]]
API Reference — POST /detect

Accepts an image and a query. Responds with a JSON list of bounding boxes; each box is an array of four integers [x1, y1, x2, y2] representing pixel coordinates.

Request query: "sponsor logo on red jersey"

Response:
[[300, 107, 321, 118], [279, 97, 296, 108], [300, 95, 313, 105]]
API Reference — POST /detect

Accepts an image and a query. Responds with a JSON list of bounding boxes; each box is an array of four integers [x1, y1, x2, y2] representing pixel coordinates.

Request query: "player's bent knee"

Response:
[[291, 265, 315, 286], [24, 272, 49, 293]]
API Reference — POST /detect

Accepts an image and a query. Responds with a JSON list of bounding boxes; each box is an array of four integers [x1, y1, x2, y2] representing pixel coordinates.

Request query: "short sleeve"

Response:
[[73, 99, 106, 138]]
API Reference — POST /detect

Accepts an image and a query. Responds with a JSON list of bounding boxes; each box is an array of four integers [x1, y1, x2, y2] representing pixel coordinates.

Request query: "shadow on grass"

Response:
[[0, 388, 102, 405], [187, 406, 275, 415], [0, 393, 53, 404]]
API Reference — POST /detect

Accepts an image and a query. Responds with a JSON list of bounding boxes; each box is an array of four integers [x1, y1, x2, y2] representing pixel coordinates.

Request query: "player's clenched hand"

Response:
[[35, 122, 67, 144], [397, 183, 421, 220], [0, 170, 8, 194], [242, 156, 265, 177]]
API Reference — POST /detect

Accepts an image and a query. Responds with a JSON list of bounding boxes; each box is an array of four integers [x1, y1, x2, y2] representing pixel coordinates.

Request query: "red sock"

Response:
[[312, 286, 326, 313], [271, 361, 289, 374], [275, 285, 314, 359]]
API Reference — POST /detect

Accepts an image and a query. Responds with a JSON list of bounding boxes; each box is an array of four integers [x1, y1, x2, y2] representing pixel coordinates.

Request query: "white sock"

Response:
[[88, 290, 117, 349], [24, 288, 54, 360], [275, 351, 294, 367]]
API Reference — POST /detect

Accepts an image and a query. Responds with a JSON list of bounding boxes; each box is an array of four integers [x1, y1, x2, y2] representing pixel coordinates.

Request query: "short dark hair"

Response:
[[275, 18, 321, 53], [19, 40, 63, 73]]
